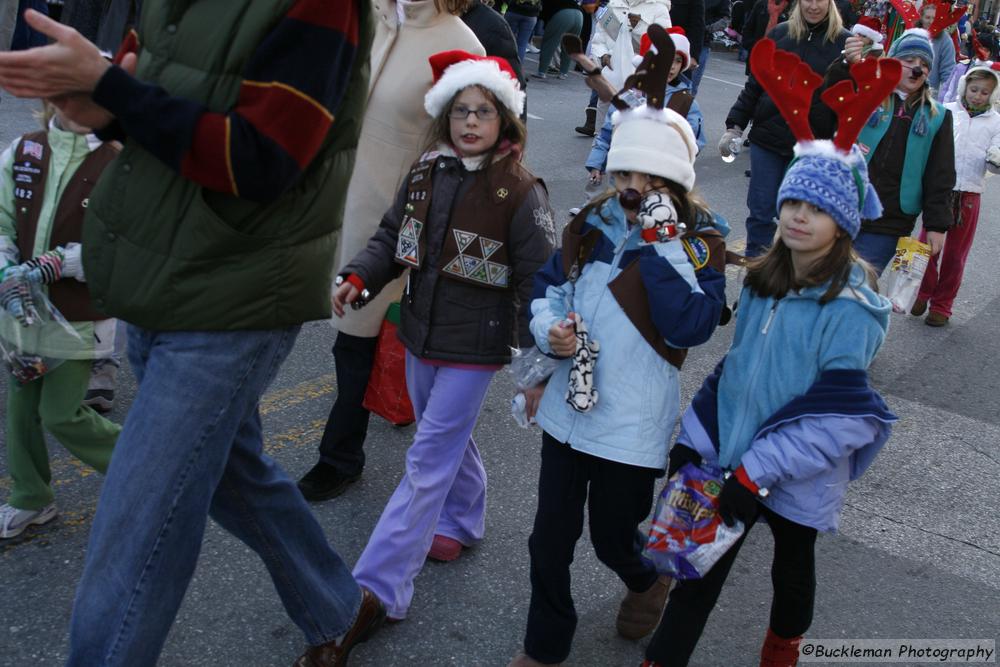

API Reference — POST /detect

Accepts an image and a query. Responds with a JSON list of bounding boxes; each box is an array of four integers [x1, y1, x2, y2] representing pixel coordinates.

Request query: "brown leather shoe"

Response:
[[616, 575, 672, 640], [293, 588, 386, 666]]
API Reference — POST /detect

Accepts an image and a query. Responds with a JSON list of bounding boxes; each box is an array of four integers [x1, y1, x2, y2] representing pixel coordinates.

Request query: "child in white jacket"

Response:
[[913, 63, 1000, 326]]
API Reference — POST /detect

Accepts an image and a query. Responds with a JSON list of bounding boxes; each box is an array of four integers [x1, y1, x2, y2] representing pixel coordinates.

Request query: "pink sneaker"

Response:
[[427, 534, 463, 562]]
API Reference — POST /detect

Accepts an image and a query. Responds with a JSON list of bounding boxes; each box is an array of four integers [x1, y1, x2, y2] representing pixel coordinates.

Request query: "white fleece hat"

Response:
[[958, 62, 1000, 106], [606, 106, 698, 191]]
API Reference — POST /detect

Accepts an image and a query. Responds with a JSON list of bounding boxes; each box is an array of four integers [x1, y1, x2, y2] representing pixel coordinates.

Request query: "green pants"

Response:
[[5, 359, 120, 510]]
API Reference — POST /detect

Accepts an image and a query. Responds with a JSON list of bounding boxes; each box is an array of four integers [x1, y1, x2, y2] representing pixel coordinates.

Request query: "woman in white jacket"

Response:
[[913, 63, 1000, 326]]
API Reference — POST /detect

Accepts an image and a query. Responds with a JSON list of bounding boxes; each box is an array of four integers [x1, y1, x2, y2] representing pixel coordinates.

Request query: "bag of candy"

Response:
[[884, 236, 931, 314], [643, 463, 745, 579], [0, 277, 86, 383]]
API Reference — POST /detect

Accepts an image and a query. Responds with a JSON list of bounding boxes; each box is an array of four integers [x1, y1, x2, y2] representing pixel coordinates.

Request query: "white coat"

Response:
[[589, 0, 672, 61], [335, 0, 483, 337], [945, 101, 1000, 193]]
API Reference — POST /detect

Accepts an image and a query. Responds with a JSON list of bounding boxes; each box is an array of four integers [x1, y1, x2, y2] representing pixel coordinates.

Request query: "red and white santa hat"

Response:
[[633, 26, 693, 71], [424, 50, 526, 118], [958, 61, 1000, 106], [851, 16, 885, 44]]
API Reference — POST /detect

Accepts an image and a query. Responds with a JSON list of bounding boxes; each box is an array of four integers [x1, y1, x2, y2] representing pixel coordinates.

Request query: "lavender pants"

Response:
[[353, 351, 495, 619]]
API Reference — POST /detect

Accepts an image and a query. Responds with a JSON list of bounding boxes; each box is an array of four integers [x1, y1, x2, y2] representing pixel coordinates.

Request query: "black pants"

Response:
[[645, 503, 818, 666], [317, 331, 378, 476], [524, 432, 659, 664]]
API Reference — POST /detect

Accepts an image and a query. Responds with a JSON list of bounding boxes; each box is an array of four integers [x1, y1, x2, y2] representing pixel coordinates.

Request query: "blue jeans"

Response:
[[67, 326, 361, 666], [690, 45, 710, 97], [745, 144, 792, 257], [506, 11, 538, 62], [853, 230, 901, 276]]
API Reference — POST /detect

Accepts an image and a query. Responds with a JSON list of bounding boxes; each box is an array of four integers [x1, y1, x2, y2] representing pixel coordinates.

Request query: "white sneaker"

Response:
[[526, 44, 540, 54], [0, 502, 57, 539]]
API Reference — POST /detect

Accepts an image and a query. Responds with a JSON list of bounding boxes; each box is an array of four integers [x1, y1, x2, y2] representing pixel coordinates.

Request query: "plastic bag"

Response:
[[362, 302, 415, 426], [884, 236, 931, 314], [0, 279, 86, 383], [509, 346, 561, 429], [643, 463, 745, 579], [603, 24, 636, 91]]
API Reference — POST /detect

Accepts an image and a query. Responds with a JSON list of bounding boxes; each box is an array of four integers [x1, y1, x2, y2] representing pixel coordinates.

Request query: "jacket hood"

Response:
[[789, 262, 891, 333]]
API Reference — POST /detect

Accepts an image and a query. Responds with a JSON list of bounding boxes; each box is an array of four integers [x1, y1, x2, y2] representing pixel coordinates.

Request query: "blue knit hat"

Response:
[[776, 142, 883, 239], [887, 28, 934, 67]]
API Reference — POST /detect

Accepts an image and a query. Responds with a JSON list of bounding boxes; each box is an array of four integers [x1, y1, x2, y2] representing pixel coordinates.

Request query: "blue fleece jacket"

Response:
[[529, 197, 725, 469], [674, 263, 898, 531]]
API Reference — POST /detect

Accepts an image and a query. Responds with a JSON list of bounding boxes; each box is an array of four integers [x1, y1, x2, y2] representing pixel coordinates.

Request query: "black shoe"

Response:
[[297, 462, 361, 502]]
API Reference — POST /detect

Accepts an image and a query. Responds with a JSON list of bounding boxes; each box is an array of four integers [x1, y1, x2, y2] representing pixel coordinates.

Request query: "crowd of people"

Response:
[[0, 0, 996, 665]]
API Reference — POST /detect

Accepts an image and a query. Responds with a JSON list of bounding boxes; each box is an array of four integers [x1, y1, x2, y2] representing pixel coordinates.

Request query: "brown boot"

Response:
[[926, 311, 949, 327], [293, 588, 386, 666], [910, 298, 928, 317], [616, 575, 672, 639], [506, 651, 561, 666], [760, 627, 802, 667]]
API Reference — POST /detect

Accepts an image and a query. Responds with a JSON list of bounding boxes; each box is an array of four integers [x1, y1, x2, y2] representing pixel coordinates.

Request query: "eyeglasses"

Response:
[[449, 105, 499, 121]]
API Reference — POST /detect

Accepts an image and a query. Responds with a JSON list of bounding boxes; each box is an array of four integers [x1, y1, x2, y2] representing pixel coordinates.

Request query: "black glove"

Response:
[[666, 445, 702, 478], [717, 473, 758, 528]]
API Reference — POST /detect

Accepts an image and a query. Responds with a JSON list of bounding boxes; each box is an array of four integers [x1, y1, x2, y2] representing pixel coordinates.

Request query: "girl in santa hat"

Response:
[[333, 50, 555, 622], [912, 62, 1000, 325]]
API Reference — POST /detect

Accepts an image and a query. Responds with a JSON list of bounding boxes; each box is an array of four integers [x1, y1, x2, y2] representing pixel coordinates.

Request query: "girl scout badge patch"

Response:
[[681, 236, 710, 270]]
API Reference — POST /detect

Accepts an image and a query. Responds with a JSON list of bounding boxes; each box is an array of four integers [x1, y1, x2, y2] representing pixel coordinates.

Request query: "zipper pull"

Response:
[[761, 302, 777, 334]]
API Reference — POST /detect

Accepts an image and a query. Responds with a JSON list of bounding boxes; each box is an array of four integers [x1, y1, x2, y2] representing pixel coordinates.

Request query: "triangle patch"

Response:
[[479, 237, 502, 259], [454, 229, 478, 253], [443, 256, 467, 277]]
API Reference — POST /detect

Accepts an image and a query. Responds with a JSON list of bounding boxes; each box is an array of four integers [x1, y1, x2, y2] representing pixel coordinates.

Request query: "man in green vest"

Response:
[[0, 4, 385, 665]]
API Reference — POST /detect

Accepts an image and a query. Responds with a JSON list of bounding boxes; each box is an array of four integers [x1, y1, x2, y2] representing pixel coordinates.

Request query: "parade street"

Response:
[[0, 50, 997, 666]]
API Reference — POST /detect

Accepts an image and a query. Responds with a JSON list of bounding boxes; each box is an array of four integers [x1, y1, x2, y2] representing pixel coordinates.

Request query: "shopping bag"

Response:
[[643, 463, 745, 579], [0, 278, 86, 383], [603, 24, 637, 91], [362, 302, 415, 426], [884, 236, 931, 314]]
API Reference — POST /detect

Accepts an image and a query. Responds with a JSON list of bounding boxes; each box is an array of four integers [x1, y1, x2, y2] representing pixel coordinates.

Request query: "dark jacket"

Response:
[[462, 1, 526, 119], [346, 153, 554, 365], [703, 0, 731, 44], [740, 0, 787, 73], [726, 20, 848, 156], [507, 0, 543, 17], [670, 0, 706, 57], [863, 95, 955, 236]]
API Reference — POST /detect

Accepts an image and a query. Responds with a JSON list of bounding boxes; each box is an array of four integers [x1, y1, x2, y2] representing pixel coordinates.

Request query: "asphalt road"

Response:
[[0, 51, 997, 667]]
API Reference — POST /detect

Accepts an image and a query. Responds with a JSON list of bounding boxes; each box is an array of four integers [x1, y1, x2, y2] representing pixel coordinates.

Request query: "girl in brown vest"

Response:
[[0, 102, 121, 539], [332, 51, 554, 621]]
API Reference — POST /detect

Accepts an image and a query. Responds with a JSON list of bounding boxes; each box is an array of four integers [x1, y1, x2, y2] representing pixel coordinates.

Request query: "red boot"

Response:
[[760, 627, 803, 667]]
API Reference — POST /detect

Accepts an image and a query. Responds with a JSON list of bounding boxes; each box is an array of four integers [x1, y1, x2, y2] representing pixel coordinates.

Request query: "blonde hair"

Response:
[[788, 0, 844, 42], [880, 83, 940, 117], [33, 101, 56, 129]]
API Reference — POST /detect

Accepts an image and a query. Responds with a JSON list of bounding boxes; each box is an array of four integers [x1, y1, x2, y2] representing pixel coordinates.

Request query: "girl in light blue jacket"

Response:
[[644, 38, 900, 667], [509, 27, 729, 667]]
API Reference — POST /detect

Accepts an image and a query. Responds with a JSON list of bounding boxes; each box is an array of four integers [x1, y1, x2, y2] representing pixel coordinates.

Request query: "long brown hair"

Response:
[[745, 235, 878, 303], [422, 85, 528, 182], [434, 0, 474, 15]]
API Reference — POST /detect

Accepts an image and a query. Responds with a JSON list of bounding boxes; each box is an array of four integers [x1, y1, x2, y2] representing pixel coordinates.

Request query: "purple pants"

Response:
[[353, 351, 495, 619]]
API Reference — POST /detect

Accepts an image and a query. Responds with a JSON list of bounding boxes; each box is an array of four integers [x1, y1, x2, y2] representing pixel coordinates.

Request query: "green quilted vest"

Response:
[[82, 0, 373, 330]]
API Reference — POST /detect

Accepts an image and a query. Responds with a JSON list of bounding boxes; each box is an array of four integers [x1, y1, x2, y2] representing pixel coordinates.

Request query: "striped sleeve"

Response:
[[91, 0, 360, 202]]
